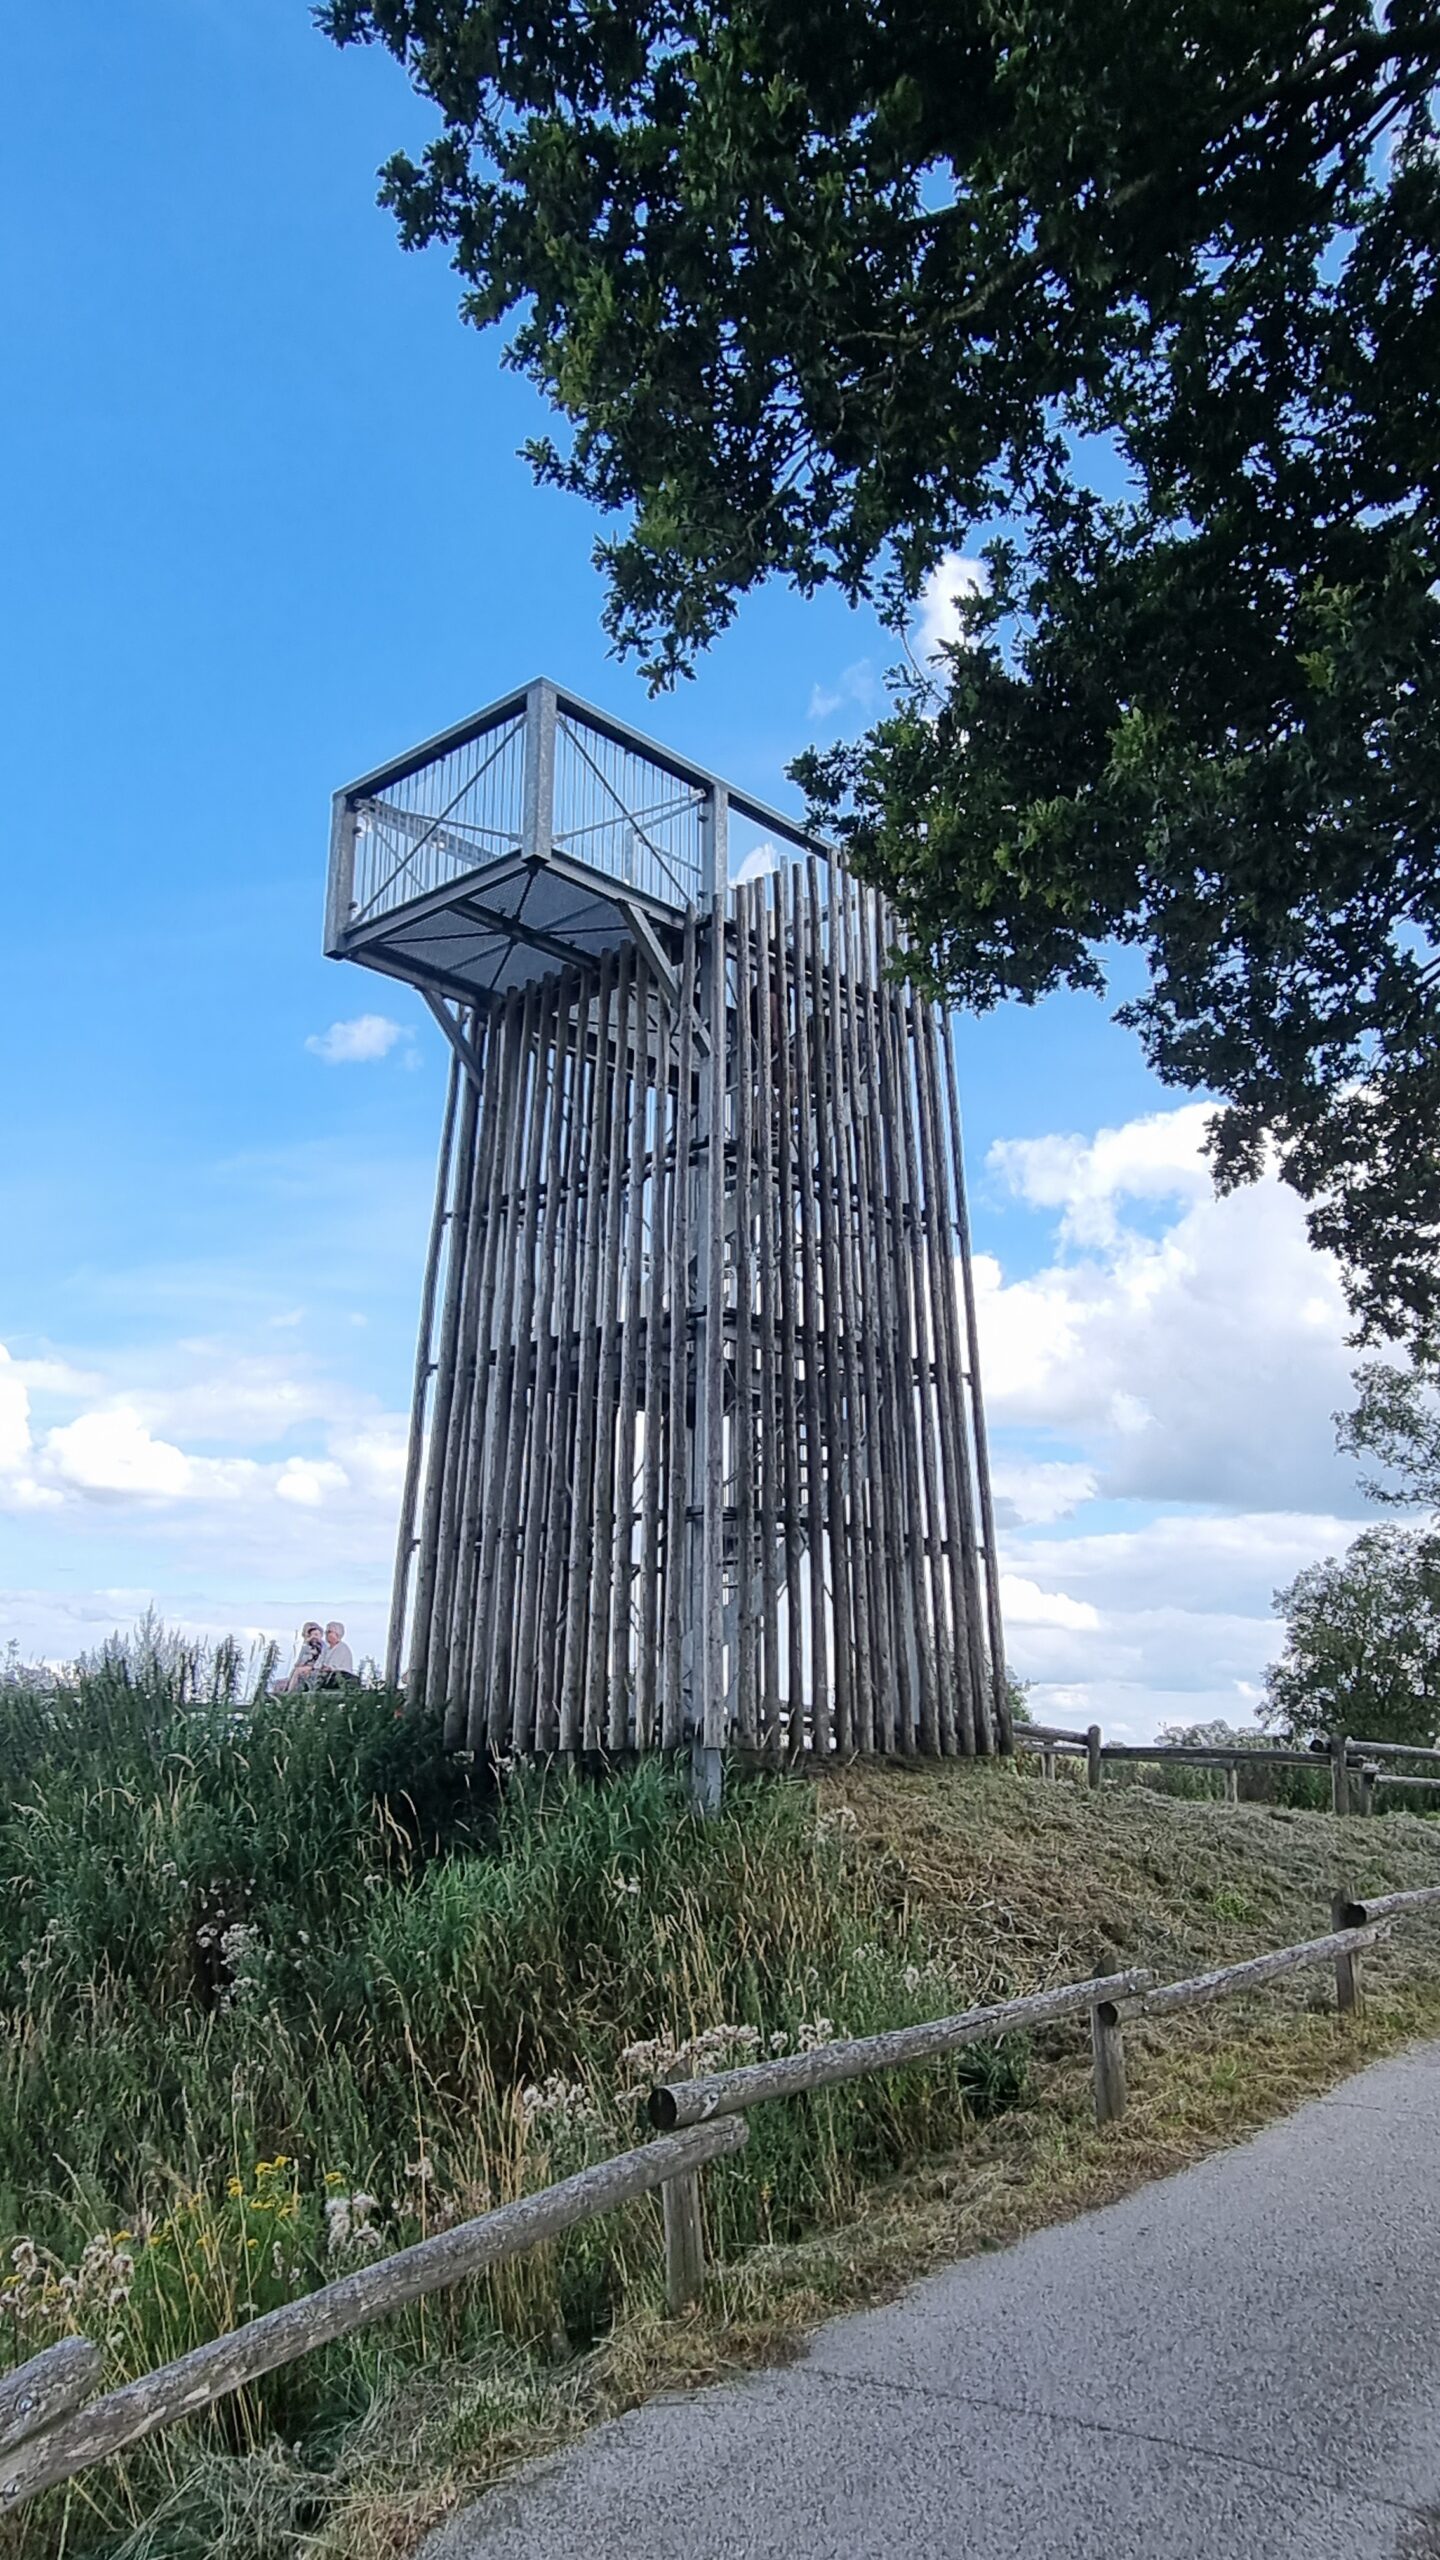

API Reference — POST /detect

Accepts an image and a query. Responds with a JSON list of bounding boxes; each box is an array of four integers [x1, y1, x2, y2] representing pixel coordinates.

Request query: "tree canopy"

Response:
[[321, 0, 1440, 1339], [1263, 1522, 1440, 1743]]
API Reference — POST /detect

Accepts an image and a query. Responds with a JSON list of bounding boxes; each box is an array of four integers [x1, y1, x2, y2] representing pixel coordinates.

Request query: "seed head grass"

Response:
[[2, 1659, 1439, 2559]]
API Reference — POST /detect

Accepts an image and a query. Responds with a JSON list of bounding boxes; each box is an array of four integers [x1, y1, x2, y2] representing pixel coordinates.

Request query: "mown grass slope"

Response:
[[3, 1661, 1439, 2560]]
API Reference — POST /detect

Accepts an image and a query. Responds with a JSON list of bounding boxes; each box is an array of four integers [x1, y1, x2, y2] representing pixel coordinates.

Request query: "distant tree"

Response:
[[322, 0, 1440, 1341], [1262, 1524, 1440, 1746], [1156, 1718, 1268, 1753], [1340, 1346, 1440, 1511]]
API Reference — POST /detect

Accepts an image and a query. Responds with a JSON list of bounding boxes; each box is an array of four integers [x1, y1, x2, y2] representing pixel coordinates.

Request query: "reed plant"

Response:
[[0, 1646, 1024, 2557]]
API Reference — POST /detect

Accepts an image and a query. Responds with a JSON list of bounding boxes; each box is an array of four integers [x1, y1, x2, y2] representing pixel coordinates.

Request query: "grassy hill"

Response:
[[3, 1660, 1439, 2560]]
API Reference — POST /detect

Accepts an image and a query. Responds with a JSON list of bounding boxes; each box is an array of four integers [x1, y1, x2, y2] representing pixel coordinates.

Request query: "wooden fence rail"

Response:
[[0, 2120, 745, 2512], [10, 1880, 1440, 2514], [1015, 1721, 1440, 1813]]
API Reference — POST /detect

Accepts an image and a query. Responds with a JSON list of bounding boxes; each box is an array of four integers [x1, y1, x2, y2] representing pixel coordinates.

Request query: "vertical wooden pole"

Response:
[[662, 2169, 706, 2314], [805, 859, 854, 1757], [732, 886, 758, 1749], [912, 991, 977, 1755], [586, 949, 636, 1755], [661, 912, 697, 1753], [388, 1046, 462, 1692], [1091, 2000, 1128, 2124], [825, 865, 874, 1753], [559, 952, 617, 1752], [754, 881, 783, 1759], [635, 971, 672, 1753], [535, 976, 595, 1754], [455, 986, 535, 1743], [608, 953, 651, 1752], [789, 863, 832, 1761], [481, 981, 559, 1751], [937, 1009, 1012, 1749], [701, 901, 729, 1768], [770, 882, 806, 1752], [1330, 1733, 1351, 1817], [437, 991, 521, 1736], [1088, 1725, 1103, 1791], [512, 977, 581, 1753], [407, 1064, 480, 1713], [1332, 1892, 1363, 2015], [865, 892, 930, 1753]]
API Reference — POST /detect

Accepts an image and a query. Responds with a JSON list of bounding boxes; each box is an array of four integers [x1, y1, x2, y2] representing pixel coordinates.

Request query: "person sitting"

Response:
[[279, 1622, 323, 1693], [317, 1621, 356, 1686]]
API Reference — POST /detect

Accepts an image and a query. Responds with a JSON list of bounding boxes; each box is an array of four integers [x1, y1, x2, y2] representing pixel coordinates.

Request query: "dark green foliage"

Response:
[[320, 0, 1440, 1339], [0, 1662, 1024, 2555], [1263, 1523, 1440, 1745]]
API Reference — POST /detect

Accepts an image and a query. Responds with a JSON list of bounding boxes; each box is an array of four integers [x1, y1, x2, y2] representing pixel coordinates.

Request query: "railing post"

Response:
[[1087, 1724, 1103, 1791], [1224, 1763, 1239, 1806], [1359, 1762, 1379, 1816], [1090, 1998, 1128, 2125], [1331, 1892, 1364, 2016], [663, 2168, 706, 2313], [1329, 1732, 1351, 1817], [1041, 1746, 1056, 1783]]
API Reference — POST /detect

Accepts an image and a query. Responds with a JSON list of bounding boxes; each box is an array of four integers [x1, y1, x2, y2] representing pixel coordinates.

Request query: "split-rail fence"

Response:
[[6, 1881, 1440, 2514], [1016, 1721, 1440, 1814]]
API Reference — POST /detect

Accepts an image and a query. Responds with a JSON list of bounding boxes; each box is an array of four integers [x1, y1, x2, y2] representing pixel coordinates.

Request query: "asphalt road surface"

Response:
[[424, 2044, 1440, 2560]]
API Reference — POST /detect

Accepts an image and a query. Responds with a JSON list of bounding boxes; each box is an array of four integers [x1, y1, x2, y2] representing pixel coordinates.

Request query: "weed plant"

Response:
[[0, 1647, 1024, 2557]]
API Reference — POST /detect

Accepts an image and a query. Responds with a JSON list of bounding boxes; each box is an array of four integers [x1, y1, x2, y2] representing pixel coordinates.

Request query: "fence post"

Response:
[[663, 2169, 706, 2313], [1087, 1725, 1103, 1792], [1359, 1763, 1379, 1817], [1331, 1892, 1364, 2015], [1041, 1747, 1056, 1782], [1329, 1733, 1351, 1817], [1090, 1999, 1128, 2125], [1224, 1764, 1239, 1806]]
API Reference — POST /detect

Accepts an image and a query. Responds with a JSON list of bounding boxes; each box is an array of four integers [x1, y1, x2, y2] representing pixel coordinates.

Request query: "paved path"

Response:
[[425, 2046, 1440, 2559]]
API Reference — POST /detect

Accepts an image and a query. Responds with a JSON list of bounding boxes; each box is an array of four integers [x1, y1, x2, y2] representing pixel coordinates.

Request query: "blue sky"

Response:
[[0, 4, 1373, 1729]]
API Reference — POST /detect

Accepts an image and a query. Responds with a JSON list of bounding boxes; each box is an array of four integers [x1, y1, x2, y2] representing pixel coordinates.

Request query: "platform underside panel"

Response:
[[398, 862, 1008, 1762]]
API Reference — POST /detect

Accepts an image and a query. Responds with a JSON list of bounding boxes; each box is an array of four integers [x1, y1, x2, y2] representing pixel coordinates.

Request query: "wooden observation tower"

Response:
[[326, 679, 1009, 1774]]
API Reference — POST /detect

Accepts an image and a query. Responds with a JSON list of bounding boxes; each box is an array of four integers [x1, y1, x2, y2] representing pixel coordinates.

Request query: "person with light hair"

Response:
[[318, 1620, 355, 1684], [278, 1622, 323, 1693]]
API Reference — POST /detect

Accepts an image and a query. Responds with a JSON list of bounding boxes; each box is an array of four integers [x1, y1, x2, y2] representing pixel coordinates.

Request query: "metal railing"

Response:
[[7, 1882, 1440, 2512]]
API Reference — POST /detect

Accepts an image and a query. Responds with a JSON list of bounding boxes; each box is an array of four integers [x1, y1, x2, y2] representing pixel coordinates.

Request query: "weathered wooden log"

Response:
[[1337, 1881, 1440, 1924], [1090, 2000, 1127, 2125], [1337, 1737, 1440, 1764], [647, 1966, 1155, 2130], [1331, 1892, 1364, 2016], [662, 2169, 707, 2315], [1087, 1725, 1103, 1791], [386, 1048, 462, 1689], [1132, 1924, 1386, 2022], [0, 2121, 747, 2511], [0, 2340, 101, 2458]]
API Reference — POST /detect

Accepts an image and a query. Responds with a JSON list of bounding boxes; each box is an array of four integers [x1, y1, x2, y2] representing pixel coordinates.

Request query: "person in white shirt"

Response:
[[319, 1621, 355, 1684]]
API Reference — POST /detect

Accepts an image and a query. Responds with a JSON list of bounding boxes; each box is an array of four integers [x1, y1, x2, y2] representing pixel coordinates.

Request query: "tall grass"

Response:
[[0, 1651, 1024, 2557]]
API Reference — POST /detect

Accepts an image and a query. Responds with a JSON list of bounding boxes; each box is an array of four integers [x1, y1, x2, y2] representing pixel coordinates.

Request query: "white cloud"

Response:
[[1000, 1510, 1357, 1740], [916, 552, 990, 661], [306, 1014, 409, 1065], [733, 840, 780, 885], [991, 1459, 1099, 1526], [807, 660, 878, 723], [275, 1457, 349, 1508], [968, 1097, 1378, 1735], [47, 1407, 194, 1499], [975, 1107, 1356, 1514], [1000, 1574, 1101, 1633]]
